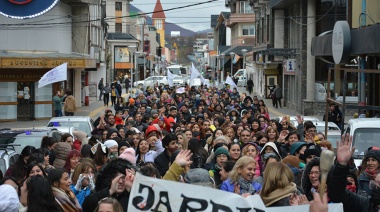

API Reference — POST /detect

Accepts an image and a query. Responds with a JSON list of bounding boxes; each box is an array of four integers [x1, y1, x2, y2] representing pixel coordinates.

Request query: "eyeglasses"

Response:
[[309, 171, 320, 176]]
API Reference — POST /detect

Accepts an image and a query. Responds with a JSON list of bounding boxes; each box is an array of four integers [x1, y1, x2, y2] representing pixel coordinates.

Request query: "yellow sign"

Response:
[[0, 58, 96, 69]]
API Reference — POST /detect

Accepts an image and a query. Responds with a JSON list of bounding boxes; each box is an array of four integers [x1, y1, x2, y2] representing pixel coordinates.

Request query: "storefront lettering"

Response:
[[0, 74, 42, 79], [10, 60, 47, 66], [7, 60, 78, 67]]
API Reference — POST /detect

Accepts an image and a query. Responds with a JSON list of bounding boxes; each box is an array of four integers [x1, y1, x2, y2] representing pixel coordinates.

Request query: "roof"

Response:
[[211, 15, 219, 28], [152, 0, 166, 19], [221, 12, 230, 19], [107, 33, 137, 40], [221, 46, 253, 56]]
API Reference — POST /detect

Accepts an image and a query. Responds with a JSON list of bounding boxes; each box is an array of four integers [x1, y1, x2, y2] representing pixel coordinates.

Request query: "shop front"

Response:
[[0, 54, 96, 121]]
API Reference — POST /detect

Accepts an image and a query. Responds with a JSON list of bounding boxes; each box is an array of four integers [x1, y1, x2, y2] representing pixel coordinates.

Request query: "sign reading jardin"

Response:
[[0, 0, 59, 19]]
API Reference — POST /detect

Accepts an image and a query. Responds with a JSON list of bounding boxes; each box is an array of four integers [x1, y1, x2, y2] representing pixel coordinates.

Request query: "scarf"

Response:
[[365, 168, 379, 180], [262, 182, 297, 206], [237, 176, 256, 195], [52, 187, 82, 212], [346, 184, 357, 193]]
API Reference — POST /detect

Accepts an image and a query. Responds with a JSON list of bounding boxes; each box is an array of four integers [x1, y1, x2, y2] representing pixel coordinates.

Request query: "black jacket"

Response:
[[82, 187, 130, 212], [154, 150, 171, 177], [328, 163, 376, 212]]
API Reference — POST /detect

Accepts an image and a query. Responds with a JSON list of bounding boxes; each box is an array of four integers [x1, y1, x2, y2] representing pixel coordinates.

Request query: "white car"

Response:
[[47, 116, 94, 136], [134, 76, 168, 88], [173, 76, 185, 86]]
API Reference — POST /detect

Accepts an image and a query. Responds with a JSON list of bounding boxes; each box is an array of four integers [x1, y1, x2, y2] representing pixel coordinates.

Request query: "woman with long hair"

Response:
[[260, 162, 298, 207], [40, 136, 58, 165], [228, 142, 241, 163], [223, 127, 235, 143], [70, 161, 96, 206], [135, 138, 164, 167], [19, 175, 60, 212], [63, 150, 82, 177], [176, 133, 189, 150], [220, 156, 262, 195], [38, 148, 55, 173], [92, 142, 109, 171], [188, 138, 208, 169], [48, 168, 81, 212], [241, 142, 263, 178], [4, 145, 36, 183], [26, 161, 47, 178]]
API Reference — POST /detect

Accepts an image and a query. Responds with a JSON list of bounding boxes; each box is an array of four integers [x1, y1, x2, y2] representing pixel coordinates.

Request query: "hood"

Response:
[[260, 142, 282, 160], [301, 157, 320, 200], [227, 108, 239, 116]]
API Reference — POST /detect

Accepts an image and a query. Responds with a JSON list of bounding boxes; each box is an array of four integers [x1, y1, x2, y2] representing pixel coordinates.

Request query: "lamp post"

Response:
[[142, 52, 147, 88], [128, 45, 136, 90], [149, 53, 153, 79], [230, 52, 235, 76], [220, 53, 225, 83], [134, 51, 140, 89], [241, 49, 247, 86], [216, 54, 220, 88]]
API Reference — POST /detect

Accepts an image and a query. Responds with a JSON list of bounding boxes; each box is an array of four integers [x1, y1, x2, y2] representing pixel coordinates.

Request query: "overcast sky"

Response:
[[132, 0, 229, 31]]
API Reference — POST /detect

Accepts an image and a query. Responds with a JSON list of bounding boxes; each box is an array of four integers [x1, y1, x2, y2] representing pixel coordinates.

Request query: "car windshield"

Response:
[[48, 121, 91, 135], [174, 76, 182, 79], [0, 134, 45, 154], [316, 125, 340, 131], [352, 128, 380, 158]]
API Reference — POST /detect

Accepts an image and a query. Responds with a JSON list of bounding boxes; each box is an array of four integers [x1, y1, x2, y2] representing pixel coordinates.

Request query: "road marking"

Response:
[[268, 107, 286, 117], [87, 93, 130, 117]]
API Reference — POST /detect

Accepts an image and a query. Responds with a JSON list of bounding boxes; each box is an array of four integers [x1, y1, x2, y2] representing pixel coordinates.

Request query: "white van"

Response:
[[233, 69, 247, 86], [343, 118, 380, 167]]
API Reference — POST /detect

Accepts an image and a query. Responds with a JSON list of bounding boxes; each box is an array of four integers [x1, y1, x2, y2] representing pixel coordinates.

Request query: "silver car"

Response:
[[47, 116, 94, 136]]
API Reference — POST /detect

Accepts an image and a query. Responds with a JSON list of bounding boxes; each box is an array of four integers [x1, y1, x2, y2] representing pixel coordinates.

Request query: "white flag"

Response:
[[200, 74, 210, 87], [225, 76, 238, 90], [189, 63, 200, 86], [167, 69, 174, 87], [38, 63, 68, 88]]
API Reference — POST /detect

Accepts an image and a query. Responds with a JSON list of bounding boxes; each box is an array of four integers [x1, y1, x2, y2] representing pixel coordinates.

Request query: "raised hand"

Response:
[[296, 114, 304, 125], [88, 174, 95, 191], [109, 174, 124, 195], [175, 150, 193, 167], [124, 168, 136, 191], [75, 174, 84, 191], [336, 134, 355, 166]]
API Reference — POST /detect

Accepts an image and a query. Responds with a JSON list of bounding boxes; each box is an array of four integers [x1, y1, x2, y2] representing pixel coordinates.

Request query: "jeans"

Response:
[[54, 110, 62, 117], [111, 96, 116, 106], [103, 94, 109, 106], [64, 111, 74, 116]]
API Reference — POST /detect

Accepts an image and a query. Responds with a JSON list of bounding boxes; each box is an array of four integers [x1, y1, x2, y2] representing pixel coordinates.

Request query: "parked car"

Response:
[[47, 116, 94, 136], [0, 128, 63, 155], [343, 118, 380, 167], [133, 76, 168, 88], [173, 76, 186, 86], [0, 144, 19, 178], [314, 121, 340, 131], [276, 116, 320, 127]]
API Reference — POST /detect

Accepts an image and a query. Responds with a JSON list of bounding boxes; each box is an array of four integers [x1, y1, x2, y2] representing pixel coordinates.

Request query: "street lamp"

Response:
[[230, 52, 235, 76], [220, 53, 225, 83], [216, 54, 220, 88], [134, 51, 140, 89]]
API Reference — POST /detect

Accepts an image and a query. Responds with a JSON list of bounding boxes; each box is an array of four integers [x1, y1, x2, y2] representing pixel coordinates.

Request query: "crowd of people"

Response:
[[0, 83, 377, 212]]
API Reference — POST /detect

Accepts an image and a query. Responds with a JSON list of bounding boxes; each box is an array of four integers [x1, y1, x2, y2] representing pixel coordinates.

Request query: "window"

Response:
[[115, 2, 122, 11], [115, 23, 122, 32], [242, 24, 255, 36], [156, 20, 162, 29], [239, 1, 253, 14]]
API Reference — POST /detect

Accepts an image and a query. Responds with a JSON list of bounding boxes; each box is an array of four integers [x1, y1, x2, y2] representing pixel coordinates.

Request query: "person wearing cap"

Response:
[[289, 141, 307, 168], [358, 150, 380, 196], [220, 156, 262, 195], [300, 143, 321, 164], [125, 98, 137, 117], [104, 140, 118, 159]]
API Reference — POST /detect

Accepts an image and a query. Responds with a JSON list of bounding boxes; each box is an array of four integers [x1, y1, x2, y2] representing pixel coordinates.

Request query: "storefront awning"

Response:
[[0, 51, 97, 69], [221, 46, 253, 56]]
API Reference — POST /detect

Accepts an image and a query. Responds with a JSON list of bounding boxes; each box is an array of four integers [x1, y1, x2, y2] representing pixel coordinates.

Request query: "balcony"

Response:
[[226, 13, 255, 27]]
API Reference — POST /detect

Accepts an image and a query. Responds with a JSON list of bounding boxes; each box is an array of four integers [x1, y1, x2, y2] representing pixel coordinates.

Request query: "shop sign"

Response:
[[332, 21, 351, 64], [0, 58, 91, 69], [283, 59, 297, 75], [0, 0, 59, 19]]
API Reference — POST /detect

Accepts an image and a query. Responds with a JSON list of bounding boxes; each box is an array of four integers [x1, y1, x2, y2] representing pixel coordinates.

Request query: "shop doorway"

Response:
[[17, 82, 34, 120], [265, 75, 277, 99]]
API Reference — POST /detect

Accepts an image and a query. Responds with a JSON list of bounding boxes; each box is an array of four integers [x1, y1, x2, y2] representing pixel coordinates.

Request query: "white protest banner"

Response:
[[38, 63, 68, 88], [225, 76, 237, 90], [176, 87, 186, 94], [128, 173, 343, 212], [167, 69, 174, 87], [189, 63, 200, 87]]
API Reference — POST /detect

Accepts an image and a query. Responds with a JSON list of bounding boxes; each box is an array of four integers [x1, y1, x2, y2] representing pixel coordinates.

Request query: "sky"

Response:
[[132, 0, 229, 32]]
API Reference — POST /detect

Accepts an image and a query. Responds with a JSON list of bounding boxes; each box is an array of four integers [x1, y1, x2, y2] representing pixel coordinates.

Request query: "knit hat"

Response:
[[184, 168, 215, 188], [118, 141, 130, 153], [214, 147, 230, 160], [151, 110, 158, 115], [214, 135, 229, 144], [0, 184, 19, 212], [290, 142, 307, 155], [364, 150, 380, 163], [282, 155, 301, 168], [119, 148, 136, 165], [301, 144, 321, 161], [129, 98, 135, 104], [104, 140, 118, 149], [167, 117, 175, 123]]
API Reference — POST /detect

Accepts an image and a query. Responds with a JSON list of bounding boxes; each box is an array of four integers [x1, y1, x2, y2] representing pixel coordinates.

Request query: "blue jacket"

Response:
[[220, 178, 262, 195], [70, 184, 92, 206], [358, 172, 372, 196]]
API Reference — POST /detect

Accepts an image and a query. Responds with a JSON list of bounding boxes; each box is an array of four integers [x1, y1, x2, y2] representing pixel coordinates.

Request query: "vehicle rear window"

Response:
[[48, 121, 91, 135], [353, 128, 380, 157]]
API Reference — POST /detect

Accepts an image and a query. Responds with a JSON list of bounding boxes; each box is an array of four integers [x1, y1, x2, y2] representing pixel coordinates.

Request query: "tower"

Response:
[[152, 0, 166, 48]]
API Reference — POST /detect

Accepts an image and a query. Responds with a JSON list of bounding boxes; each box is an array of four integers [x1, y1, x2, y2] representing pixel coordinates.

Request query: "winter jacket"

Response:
[[53, 142, 72, 168], [358, 172, 372, 196], [220, 178, 262, 194], [82, 187, 129, 212], [163, 162, 184, 182], [70, 185, 92, 206], [53, 95, 65, 110], [328, 163, 377, 212], [64, 95, 77, 113], [154, 150, 171, 177]]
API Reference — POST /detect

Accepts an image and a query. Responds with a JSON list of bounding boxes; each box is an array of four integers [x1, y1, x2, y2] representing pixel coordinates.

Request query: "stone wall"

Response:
[[303, 100, 357, 116]]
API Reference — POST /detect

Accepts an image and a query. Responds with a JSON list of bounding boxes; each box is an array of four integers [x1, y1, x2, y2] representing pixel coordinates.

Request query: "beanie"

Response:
[[364, 150, 380, 163], [302, 144, 321, 161], [118, 141, 130, 153], [104, 140, 118, 149], [282, 155, 301, 168], [214, 147, 230, 160], [119, 148, 136, 165], [129, 98, 135, 104], [290, 142, 307, 155]]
